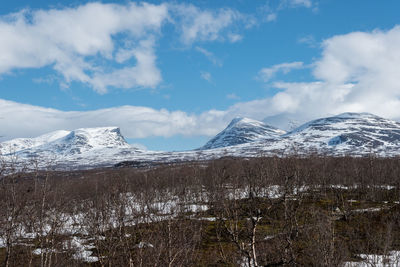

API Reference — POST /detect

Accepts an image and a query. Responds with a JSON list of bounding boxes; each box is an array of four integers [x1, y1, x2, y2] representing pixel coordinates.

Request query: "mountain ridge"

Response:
[[2, 112, 400, 169]]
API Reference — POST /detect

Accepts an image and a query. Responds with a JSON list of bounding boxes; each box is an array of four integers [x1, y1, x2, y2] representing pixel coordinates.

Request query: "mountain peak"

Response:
[[228, 116, 245, 124], [226, 117, 266, 129], [46, 126, 130, 155], [334, 112, 378, 119], [200, 117, 285, 150]]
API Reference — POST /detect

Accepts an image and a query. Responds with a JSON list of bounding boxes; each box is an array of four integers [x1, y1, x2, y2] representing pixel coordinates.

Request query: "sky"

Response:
[[1, 0, 400, 151]]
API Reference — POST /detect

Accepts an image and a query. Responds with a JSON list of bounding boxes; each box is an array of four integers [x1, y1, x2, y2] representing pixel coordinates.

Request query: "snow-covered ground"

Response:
[[344, 251, 400, 266], [1, 184, 398, 264]]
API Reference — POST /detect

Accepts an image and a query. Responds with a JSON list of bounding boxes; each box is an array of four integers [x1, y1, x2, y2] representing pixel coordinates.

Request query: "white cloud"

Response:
[[254, 26, 400, 125], [226, 93, 240, 100], [171, 3, 249, 45], [200, 71, 212, 82], [266, 13, 277, 22], [228, 33, 243, 43], [262, 0, 314, 22], [287, 0, 313, 8], [0, 98, 228, 141], [0, 2, 249, 93], [258, 61, 304, 82], [0, 2, 168, 93], [195, 46, 223, 66], [298, 35, 317, 48], [91, 39, 161, 93]]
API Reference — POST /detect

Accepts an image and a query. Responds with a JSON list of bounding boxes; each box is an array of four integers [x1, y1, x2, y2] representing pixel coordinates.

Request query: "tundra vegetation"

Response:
[[1, 156, 400, 266]]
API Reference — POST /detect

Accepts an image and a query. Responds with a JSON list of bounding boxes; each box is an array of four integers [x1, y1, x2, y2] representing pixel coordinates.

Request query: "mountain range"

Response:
[[2, 112, 400, 169]]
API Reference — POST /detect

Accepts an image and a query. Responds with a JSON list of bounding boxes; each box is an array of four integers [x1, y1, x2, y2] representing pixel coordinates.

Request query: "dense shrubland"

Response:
[[1, 156, 400, 266]]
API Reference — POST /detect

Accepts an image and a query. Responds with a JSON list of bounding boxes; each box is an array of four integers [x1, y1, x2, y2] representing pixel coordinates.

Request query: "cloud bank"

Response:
[[0, 98, 229, 141]]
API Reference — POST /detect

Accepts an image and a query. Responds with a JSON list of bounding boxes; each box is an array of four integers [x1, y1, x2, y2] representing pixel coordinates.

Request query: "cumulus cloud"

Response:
[[0, 2, 248, 93], [255, 26, 400, 126], [90, 39, 161, 93], [0, 2, 168, 93], [258, 62, 304, 82], [309, 26, 400, 117], [171, 3, 251, 45]]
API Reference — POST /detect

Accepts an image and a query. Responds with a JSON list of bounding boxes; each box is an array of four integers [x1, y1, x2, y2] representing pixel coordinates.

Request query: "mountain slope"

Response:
[[1, 127, 132, 157], [282, 112, 400, 152], [0, 130, 70, 155], [200, 117, 286, 150]]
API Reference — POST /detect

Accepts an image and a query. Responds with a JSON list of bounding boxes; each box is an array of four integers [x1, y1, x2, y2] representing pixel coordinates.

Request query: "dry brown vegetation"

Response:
[[1, 156, 400, 266]]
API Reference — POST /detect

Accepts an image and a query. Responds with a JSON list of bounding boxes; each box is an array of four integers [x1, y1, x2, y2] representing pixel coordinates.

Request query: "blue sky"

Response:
[[1, 0, 400, 150]]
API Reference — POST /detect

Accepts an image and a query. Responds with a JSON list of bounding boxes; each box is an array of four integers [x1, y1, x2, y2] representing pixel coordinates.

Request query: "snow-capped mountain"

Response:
[[279, 112, 400, 154], [0, 127, 132, 157], [2, 112, 400, 170], [0, 130, 70, 155], [46, 127, 131, 155], [200, 117, 286, 149], [198, 112, 400, 157]]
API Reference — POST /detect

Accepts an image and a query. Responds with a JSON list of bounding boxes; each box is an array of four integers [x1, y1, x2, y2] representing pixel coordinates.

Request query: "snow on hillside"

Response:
[[0, 130, 70, 155], [281, 112, 400, 154], [195, 112, 400, 158], [39, 127, 132, 155], [0, 127, 132, 157], [200, 117, 286, 150]]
